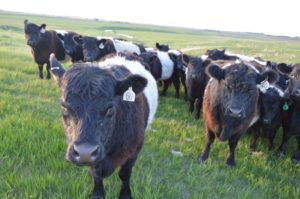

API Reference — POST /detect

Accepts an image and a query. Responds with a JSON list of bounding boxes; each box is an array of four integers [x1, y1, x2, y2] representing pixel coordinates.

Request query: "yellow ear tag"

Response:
[[123, 87, 135, 102]]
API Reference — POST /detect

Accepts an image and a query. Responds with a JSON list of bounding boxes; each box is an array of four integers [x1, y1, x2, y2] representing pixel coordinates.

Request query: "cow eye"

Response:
[[105, 107, 114, 118]]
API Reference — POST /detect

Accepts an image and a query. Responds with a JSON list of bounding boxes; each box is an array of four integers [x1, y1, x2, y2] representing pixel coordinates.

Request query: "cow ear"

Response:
[[39, 24, 46, 33], [182, 54, 189, 65], [24, 19, 28, 26], [276, 63, 292, 75], [49, 53, 65, 86], [73, 35, 83, 45], [203, 59, 212, 67], [155, 42, 160, 48], [115, 74, 147, 96], [222, 49, 226, 54], [206, 64, 225, 80], [257, 70, 279, 84], [57, 33, 64, 40], [168, 53, 177, 62]]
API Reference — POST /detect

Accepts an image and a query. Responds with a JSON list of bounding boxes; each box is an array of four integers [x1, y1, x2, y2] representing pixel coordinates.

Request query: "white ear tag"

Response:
[[99, 43, 104, 49], [123, 87, 135, 102], [258, 80, 270, 93], [40, 28, 46, 34]]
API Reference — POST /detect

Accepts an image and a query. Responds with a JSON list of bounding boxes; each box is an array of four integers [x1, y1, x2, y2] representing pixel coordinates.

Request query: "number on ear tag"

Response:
[[99, 43, 104, 49], [260, 80, 270, 90], [123, 87, 135, 102], [283, 102, 289, 111], [40, 28, 46, 34]]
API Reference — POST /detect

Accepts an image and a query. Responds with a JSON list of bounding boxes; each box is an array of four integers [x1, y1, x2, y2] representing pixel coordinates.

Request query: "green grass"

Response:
[[0, 11, 300, 199]]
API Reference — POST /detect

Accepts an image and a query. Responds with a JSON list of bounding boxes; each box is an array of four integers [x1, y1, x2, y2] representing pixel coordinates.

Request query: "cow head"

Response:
[[205, 49, 226, 60], [24, 19, 46, 47], [140, 52, 162, 80], [156, 42, 169, 52], [57, 32, 82, 56], [206, 62, 278, 140], [49, 54, 147, 166], [277, 63, 300, 100], [73, 36, 116, 62]]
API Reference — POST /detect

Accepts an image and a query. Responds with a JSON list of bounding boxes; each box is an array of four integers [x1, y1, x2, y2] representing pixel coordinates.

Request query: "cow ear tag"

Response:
[[260, 80, 270, 90], [283, 102, 289, 111], [99, 43, 104, 49], [123, 87, 135, 102], [40, 28, 46, 34]]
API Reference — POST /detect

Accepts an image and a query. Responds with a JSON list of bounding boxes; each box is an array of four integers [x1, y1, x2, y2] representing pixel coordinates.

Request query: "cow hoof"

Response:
[[92, 195, 104, 199], [277, 150, 285, 157], [46, 75, 51, 80], [198, 155, 208, 164], [39, 75, 44, 79], [194, 114, 200, 120], [226, 161, 236, 168], [120, 195, 132, 199], [292, 152, 300, 164]]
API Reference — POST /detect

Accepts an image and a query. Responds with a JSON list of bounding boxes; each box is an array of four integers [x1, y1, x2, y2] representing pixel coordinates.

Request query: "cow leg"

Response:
[[199, 128, 215, 163], [90, 169, 106, 199], [292, 135, 300, 164], [179, 71, 187, 101], [189, 97, 195, 113], [226, 134, 240, 167], [161, 79, 171, 96], [38, 64, 44, 79], [277, 129, 291, 156], [268, 128, 277, 150], [118, 156, 137, 199], [172, 74, 180, 98], [46, 61, 51, 80], [249, 123, 260, 151], [195, 96, 203, 120]]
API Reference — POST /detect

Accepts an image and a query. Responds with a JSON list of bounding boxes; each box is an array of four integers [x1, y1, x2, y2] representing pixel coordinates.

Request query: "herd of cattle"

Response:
[[24, 20, 300, 198]]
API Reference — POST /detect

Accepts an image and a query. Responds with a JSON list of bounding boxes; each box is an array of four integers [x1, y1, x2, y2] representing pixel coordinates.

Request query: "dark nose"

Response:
[[228, 107, 242, 118], [71, 144, 100, 164]]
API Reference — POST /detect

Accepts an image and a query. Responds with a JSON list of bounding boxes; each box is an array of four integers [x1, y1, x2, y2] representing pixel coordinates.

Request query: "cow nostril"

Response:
[[91, 146, 100, 157], [72, 145, 80, 158]]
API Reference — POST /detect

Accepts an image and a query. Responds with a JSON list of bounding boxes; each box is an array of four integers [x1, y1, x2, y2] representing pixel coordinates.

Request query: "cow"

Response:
[[200, 60, 278, 166], [184, 55, 211, 119], [249, 63, 290, 151], [49, 53, 158, 198], [56, 31, 84, 62], [140, 50, 182, 98], [24, 20, 67, 79], [73, 35, 145, 62], [276, 63, 300, 163]]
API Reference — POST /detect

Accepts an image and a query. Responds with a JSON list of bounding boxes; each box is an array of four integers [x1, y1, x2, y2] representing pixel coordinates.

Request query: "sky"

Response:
[[2, 0, 300, 37]]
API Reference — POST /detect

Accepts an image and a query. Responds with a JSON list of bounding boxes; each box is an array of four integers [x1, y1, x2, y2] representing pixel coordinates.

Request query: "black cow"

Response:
[[57, 31, 84, 62], [185, 55, 211, 119], [73, 35, 144, 62], [200, 60, 278, 166], [249, 63, 290, 151], [276, 63, 300, 163], [49, 53, 158, 198], [24, 20, 67, 79]]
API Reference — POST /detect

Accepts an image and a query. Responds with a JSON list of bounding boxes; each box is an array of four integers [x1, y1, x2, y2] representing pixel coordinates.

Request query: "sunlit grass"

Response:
[[0, 11, 300, 198]]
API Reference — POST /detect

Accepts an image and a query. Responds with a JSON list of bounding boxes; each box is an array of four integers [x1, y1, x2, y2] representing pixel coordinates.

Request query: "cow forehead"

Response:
[[25, 23, 39, 33]]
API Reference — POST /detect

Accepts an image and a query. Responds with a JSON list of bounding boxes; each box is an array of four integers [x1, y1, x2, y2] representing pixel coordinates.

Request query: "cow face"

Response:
[[58, 32, 81, 56], [140, 52, 162, 80], [49, 54, 147, 166], [73, 36, 115, 62], [277, 63, 300, 101], [206, 62, 278, 140], [206, 49, 226, 60], [24, 20, 46, 47], [156, 42, 169, 52], [260, 88, 283, 125]]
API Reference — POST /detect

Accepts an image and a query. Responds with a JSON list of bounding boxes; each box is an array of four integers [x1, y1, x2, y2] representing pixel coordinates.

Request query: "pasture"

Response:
[[1, 11, 300, 198]]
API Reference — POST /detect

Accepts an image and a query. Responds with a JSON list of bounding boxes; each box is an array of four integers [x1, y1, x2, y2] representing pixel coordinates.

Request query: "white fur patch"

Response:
[[201, 54, 208, 60], [113, 39, 141, 55], [258, 82, 285, 97], [55, 30, 68, 36], [98, 56, 158, 127], [146, 47, 156, 52], [245, 63, 260, 74], [226, 52, 267, 66], [168, 49, 181, 56], [156, 51, 174, 80], [249, 113, 260, 127]]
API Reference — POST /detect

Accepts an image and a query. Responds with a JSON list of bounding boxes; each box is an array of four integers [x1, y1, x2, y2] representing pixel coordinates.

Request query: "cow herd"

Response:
[[23, 20, 300, 198]]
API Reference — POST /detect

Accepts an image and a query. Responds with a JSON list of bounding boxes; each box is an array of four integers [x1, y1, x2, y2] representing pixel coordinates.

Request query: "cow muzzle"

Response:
[[68, 143, 103, 165]]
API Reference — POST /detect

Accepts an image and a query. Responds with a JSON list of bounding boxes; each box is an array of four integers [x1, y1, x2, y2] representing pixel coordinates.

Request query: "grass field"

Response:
[[1, 11, 300, 199]]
